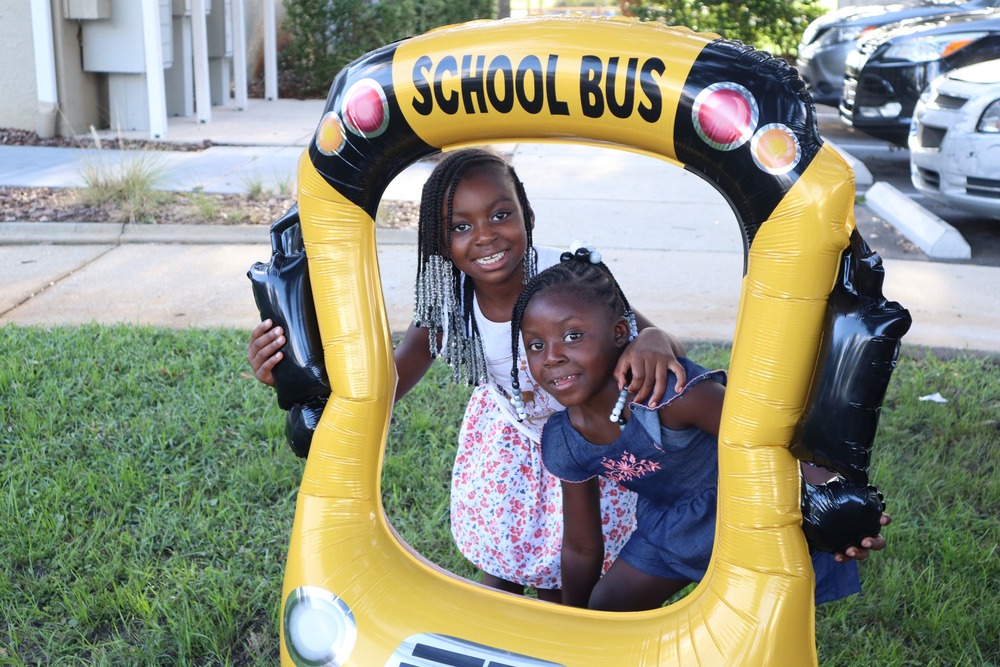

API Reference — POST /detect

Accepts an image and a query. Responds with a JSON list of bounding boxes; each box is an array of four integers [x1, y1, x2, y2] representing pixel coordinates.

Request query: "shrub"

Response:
[[621, 0, 825, 57], [281, 0, 496, 98]]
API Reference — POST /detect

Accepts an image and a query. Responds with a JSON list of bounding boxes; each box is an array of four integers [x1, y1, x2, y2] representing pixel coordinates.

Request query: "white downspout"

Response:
[[263, 0, 277, 100], [190, 0, 211, 123], [141, 0, 168, 138], [30, 0, 59, 138], [231, 0, 248, 110]]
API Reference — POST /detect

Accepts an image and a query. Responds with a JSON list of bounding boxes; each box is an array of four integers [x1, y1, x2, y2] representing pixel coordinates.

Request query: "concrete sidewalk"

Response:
[[1, 98, 997, 355]]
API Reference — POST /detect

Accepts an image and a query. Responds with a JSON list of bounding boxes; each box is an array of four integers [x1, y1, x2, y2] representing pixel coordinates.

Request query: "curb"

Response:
[[864, 182, 972, 261], [0, 221, 418, 246], [825, 139, 873, 192]]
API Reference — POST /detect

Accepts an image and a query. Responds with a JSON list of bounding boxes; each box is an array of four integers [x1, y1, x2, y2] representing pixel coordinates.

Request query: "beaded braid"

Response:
[[412, 147, 537, 386], [509, 243, 638, 423]]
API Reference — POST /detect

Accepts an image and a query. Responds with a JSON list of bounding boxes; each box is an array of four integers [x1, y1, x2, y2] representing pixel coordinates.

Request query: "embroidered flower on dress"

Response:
[[601, 452, 661, 482]]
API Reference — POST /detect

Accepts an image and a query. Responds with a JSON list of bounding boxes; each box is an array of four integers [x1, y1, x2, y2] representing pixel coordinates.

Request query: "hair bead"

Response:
[[610, 387, 630, 429], [565, 241, 602, 265]]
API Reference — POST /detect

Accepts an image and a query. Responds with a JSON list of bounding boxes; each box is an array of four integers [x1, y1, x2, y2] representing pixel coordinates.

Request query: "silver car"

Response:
[[910, 59, 1000, 219], [796, 0, 1000, 107]]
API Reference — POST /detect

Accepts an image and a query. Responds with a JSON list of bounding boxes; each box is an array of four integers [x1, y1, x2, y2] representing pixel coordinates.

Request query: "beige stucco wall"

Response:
[[0, 0, 105, 137], [0, 1, 42, 131]]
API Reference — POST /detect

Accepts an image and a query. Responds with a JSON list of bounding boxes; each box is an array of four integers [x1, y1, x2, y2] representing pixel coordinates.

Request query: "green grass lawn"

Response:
[[1, 325, 997, 665]]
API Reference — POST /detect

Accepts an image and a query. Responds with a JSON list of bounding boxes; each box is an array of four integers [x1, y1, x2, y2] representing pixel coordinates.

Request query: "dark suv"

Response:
[[796, 0, 1000, 107], [839, 8, 1000, 145]]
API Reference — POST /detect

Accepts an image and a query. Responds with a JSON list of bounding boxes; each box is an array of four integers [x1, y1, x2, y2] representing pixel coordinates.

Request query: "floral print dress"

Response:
[[448, 247, 636, 590]]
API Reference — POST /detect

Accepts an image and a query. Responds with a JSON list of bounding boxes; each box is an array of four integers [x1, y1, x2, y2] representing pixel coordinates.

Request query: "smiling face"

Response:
[[444, 164, 532, 291], [520, 286, 630, 412]]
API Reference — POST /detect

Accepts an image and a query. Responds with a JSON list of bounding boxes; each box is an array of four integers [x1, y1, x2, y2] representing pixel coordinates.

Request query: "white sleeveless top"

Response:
[[471, 246, 565, 442]]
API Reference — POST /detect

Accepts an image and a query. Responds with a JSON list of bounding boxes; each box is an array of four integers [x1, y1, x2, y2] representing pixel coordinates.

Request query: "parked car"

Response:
[[796, 0, 1000, 107], [909, 59, 1000, 219], [839, 8, 1000, 145]]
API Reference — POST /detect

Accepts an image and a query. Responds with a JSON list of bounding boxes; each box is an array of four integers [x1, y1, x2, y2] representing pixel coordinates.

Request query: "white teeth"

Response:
[[475, 251, 505, 266]]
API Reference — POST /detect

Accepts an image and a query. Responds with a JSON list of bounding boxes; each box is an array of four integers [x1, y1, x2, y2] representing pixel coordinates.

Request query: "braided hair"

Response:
[[508, 245, 638, 420], [413, 147, 537, 386]]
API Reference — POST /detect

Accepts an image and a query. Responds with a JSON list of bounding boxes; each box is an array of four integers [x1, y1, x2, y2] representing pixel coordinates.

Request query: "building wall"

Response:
[[0, 0, 105, 137], [0, 0, 279, 137], [0, 1, 42, 131], [53, 5, 106, 137]]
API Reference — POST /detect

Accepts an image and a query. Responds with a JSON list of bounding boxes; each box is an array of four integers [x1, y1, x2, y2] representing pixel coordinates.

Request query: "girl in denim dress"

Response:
[[510, 245, 886, 610]]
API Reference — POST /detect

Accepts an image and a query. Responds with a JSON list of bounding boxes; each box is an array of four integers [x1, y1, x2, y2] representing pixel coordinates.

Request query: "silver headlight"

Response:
[[978, 99, 1000, 133], [283, 587, 357, 667], [820, 24, 866, 46]]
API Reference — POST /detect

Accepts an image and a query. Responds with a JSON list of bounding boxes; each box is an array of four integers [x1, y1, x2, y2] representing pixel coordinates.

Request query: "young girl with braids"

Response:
[[511, 245, 889, 611], [246, 148, 689, 601]]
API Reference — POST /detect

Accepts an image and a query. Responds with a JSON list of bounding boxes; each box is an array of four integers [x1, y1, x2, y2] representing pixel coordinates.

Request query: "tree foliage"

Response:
[[281, 0, 495, 97], [618, 0, 824, 57], [280, 0, 822, 98]]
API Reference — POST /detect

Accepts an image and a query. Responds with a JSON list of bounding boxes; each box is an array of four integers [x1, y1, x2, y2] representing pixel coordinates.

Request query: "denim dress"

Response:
[[541, 358, 861, 604]]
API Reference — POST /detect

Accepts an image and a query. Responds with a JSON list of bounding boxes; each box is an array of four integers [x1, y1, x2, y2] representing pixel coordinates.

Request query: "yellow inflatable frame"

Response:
[[281, 16, 858, 666]]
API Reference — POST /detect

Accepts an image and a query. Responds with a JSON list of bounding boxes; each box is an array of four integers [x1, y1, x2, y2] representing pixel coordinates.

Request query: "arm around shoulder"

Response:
[[617, 311, 690, 406], [633, 310, 688, 358]]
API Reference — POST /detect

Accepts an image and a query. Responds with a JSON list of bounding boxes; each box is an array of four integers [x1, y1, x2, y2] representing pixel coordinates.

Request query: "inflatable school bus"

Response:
[[250, 15, 911, 667]]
